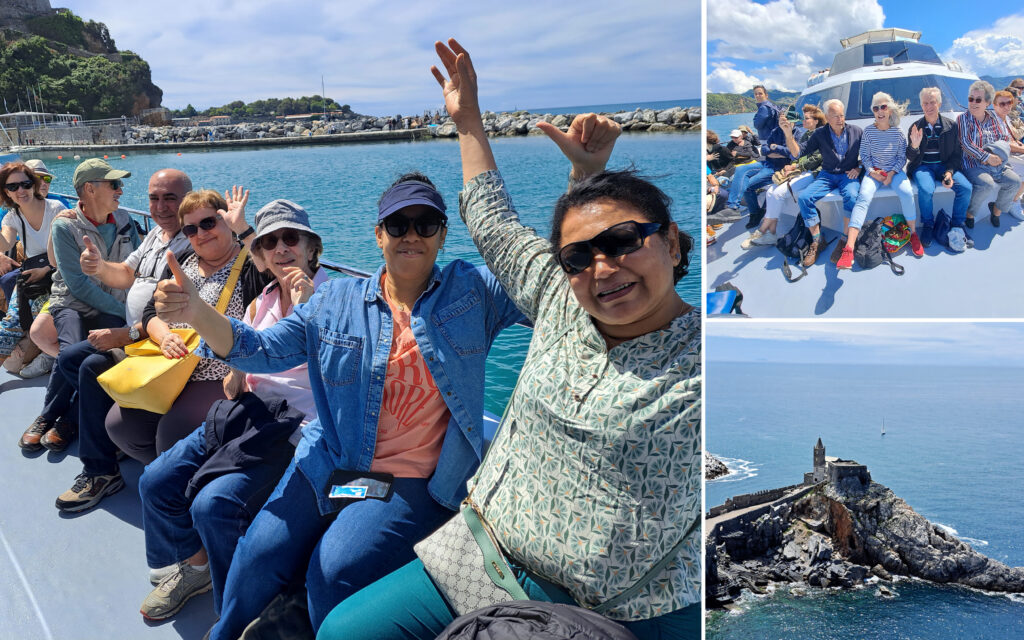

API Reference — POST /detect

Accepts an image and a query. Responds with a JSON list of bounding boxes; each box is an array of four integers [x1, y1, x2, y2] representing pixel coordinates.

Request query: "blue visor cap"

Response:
[[377, 181, 447, 223]]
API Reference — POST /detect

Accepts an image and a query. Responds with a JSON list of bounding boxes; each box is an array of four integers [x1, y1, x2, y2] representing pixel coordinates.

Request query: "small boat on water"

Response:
[[707, 28, 1024, 318], [882, 418, 886, 436]]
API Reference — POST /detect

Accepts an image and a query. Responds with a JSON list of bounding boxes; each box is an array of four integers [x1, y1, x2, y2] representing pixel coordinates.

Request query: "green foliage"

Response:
[[707, 90, 801, 116], [26, 9, 85, 49], [171, 95, 345, 119]]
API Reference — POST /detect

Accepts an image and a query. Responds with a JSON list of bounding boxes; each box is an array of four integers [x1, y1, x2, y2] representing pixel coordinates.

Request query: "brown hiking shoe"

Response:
[[802, 238, 822, 267], [19, 416, 54, 451]]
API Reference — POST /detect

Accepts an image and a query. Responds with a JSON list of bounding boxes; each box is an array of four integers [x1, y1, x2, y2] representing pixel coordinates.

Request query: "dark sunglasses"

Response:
[[257, 228, 302, 251], [996, 100, 1014, 107], [381, 212, 446, 238], [90, 179, 123, 190], [3, 180, 34, 192], [556, 220, 664, 275], [871, 104, 888, 112], [967, 96, 987, 104], [181, 215, 221, 237]]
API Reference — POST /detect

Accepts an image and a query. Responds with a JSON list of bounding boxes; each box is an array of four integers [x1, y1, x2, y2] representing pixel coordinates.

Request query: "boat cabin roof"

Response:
[[829, 40, 943, 77]]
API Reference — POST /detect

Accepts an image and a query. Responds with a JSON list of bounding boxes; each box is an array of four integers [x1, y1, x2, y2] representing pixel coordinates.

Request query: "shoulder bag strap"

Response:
[[213, 246, 249, 313], [461, 504, 529, 601]]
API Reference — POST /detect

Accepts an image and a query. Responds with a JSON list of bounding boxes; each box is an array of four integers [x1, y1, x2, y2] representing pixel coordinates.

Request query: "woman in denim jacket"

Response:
[[153, 173, 525, 639]]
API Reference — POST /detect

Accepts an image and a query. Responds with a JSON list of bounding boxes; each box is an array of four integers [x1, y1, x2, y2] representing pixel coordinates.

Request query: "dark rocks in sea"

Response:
[[706, 441, 1024, 607], [705, 452, 729, 480]]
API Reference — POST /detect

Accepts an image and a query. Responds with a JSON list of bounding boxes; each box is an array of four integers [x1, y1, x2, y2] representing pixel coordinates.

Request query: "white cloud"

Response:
[[944, 14, 1024, 76], [57, 0, 700, 113], [708, 0, 884, 91]]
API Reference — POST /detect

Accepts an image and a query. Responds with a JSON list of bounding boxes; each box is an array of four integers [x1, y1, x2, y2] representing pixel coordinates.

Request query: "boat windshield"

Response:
[[830, 42, 942, 76], [794, 75, 974, 118]]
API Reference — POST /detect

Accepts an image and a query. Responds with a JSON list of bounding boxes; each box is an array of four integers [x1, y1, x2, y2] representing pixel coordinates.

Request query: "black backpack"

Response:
[[777, 216, 831, 282], [853, 217, 904, 275]]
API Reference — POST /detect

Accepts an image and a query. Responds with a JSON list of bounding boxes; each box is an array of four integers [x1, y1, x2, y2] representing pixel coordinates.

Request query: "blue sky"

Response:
[[708, 0, 1024, 92], [708, 322, 1024, 366], [58, 0, 700, 114]]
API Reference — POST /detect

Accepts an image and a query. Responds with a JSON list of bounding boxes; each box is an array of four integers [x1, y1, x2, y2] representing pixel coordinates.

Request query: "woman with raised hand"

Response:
[[317, 38, 700, 640], [153, 172, 525, 639]]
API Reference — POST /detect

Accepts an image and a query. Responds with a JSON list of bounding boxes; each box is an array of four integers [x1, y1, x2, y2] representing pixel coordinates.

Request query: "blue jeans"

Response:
[[317, 559, 700, 640], [797, 171, 860, 228], [963, 165, 1023, 216], [209, 460, 452, 639], [139, 426, 286, 614], [0, 268, 19, 301], [743, 163, 777, 218], [42, 308, 123, 423], [56, 339, 119, 475], [850, 171, 916, 230], [913, 165, 972, 226], [726, 162, 760, 207]]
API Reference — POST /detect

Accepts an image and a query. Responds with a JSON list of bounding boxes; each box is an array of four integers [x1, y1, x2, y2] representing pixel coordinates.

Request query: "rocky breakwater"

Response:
[[705, 452, 729, 480], [431, 106, 701, 138], [706, 480, 1024, 606]]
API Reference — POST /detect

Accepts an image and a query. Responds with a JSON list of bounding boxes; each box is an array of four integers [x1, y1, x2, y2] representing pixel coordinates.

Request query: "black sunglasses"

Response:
[[556, 220, 664, 275], [381, 211, 446, 238], [3, 180, 34, 192], [967, 96, 987, 104], [257, 228, 302, 251], [181, 215, 221, 237], [90, 179, 123, 190]]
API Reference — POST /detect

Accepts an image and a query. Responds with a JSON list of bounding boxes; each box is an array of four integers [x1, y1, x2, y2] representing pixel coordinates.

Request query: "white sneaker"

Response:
[[18, 353, 54, 378], [1008, 200, 1024, 221], [149, 563, 178, 586], [751, 230, 778, 246], [740, 230, 763, 249]]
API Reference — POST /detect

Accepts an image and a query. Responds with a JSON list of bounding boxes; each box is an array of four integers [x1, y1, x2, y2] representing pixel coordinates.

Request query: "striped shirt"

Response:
[[860, 124, 907, 173], [958, 110, 1010, 170]]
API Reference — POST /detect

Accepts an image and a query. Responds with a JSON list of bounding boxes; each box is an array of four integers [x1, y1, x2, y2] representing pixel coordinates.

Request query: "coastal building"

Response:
[[803, 438, 871, 492]]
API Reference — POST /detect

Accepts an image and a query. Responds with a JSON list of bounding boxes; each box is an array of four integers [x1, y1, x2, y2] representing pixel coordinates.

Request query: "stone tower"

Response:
[[814, 437, 825, 471]]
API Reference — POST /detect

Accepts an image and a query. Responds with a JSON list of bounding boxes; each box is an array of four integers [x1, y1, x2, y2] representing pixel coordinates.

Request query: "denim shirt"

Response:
[[196, 260, 525, 515]]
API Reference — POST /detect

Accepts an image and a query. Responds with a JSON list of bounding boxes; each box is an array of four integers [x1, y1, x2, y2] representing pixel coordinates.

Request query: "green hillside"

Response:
[[707, 89, 801, 116], [0, 9, 162, 119]]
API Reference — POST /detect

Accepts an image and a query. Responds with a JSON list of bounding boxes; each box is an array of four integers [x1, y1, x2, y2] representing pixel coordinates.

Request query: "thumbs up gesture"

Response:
[[80, 235, 102, 275], [536, 113, 621, 180], [154, 251, 199, 324]]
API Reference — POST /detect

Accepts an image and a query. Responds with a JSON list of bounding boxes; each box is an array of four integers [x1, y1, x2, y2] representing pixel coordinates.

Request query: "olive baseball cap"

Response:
[[72, 158, 131, 190]]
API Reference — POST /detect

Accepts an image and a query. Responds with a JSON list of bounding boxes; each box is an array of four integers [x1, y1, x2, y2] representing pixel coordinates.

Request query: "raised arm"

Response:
[[431, 39, 496, 185]]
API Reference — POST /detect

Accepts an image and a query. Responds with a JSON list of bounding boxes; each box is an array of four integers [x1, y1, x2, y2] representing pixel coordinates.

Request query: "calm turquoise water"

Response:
[[708, 112, 756, 141], [35, 132, 698, 414], [706, 360, 1024, 639]]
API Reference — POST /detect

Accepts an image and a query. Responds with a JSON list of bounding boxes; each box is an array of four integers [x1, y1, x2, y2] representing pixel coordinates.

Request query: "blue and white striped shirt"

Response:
[[860, 124, 907, 173]]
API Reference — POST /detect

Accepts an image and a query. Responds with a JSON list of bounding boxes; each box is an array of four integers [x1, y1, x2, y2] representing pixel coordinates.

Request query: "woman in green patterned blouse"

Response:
[[317, 38, 701, 640]]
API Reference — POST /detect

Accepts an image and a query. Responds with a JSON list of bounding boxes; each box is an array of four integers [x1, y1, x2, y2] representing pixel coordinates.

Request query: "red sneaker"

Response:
[[910, 232, 924, 257], [836, 246, 854, 270]]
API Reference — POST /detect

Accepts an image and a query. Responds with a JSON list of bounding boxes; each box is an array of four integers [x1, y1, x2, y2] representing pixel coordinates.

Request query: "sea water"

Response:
[[708, 112, 756, 141], [33, 130, 699, 414], [706, 361, 1024, 639]]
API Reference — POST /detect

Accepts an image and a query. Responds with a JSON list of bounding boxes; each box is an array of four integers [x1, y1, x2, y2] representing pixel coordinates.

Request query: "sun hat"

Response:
[[24, 159, 53, 177], [730, 129, 743, 138], [377, 181, 447, 223], [253, 199, 320, 242], [72, 158, 131, 190]]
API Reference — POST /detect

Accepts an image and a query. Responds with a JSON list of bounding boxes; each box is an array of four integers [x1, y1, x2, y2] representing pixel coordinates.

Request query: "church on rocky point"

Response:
[[804, 438, 871, 492]]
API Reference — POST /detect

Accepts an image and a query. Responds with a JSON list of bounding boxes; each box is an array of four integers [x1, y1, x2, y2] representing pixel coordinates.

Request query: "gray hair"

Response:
[[870, 91, 906, 127], [822, 99, 845, 116], [969, 80, 995, 104], [919, 87, 942, 105]]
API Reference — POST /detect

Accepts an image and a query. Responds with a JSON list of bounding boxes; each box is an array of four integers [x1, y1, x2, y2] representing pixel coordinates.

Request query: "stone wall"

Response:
[[707, 482, 806, 518], [20, 124, 123, 145], [828, 462, 871, 494], [0, 0, 52, 28]]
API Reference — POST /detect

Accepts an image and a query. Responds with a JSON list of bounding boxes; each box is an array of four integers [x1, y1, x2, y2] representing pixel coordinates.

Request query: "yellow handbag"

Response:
[[97, 246, 248, 414]]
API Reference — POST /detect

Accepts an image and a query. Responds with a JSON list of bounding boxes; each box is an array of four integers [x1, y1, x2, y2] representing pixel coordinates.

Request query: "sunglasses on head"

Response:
[[380, 211, 446, 238], [3, 179, 34, 192], [181, 215, 221, 237], [257, 228, 302, 251], [871, 104, 888, 112], [556, 220, 664, 275], [967, 96, 987, 104]]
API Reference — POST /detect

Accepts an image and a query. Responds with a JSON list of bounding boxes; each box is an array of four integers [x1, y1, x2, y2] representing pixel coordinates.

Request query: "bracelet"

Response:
[[238, 226, 255, 241]]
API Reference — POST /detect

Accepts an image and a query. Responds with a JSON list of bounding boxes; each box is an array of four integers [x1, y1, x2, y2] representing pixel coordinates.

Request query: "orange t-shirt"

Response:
[[370, 275, 451, 478]]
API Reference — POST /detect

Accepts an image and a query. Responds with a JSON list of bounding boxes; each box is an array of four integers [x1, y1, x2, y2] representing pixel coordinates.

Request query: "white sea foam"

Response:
[[710, 456, 758, 483], [934, 522, 989, 548]]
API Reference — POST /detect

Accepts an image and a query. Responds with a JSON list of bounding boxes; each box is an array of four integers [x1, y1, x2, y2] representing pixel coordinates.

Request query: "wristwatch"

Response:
[[238, 226, 256, 241], [128, 326, 140, 341]]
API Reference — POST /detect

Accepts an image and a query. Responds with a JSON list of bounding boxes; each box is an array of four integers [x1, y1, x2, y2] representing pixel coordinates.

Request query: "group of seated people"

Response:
[[2, 40, 700, 640], [714, 80, 1024, 270]]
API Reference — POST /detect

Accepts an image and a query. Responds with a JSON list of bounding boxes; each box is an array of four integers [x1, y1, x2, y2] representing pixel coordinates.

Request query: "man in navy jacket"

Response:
[[795, 99, 863, 266]]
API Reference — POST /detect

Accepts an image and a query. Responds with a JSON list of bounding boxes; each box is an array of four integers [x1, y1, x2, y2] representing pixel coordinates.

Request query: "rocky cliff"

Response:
[[705, 452, 729, 480], [707, 480, 1024, 606]]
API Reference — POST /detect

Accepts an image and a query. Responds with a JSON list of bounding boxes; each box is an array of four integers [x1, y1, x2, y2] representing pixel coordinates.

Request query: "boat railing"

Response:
[[53, 193, 373, 279]]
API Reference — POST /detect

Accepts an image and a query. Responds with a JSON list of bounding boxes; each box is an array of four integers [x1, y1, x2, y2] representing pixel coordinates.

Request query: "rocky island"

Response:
[[706, 439, 1024, 607], [705, 452, 729, 480]]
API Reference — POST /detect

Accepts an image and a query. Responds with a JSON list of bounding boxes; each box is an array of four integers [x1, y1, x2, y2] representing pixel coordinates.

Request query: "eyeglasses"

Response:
[[90, 179, 123, 190], [39, 175, 52, 184], [256, 228, 302, 251], [3, 180, 34, 192], [871, 104, 888, 112], [996, 100, 1014, 107], [181, 215, 221, 237], [967, 96, 987, 104], [380, 211, 446, 238], [556, 220, 664, 275]]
